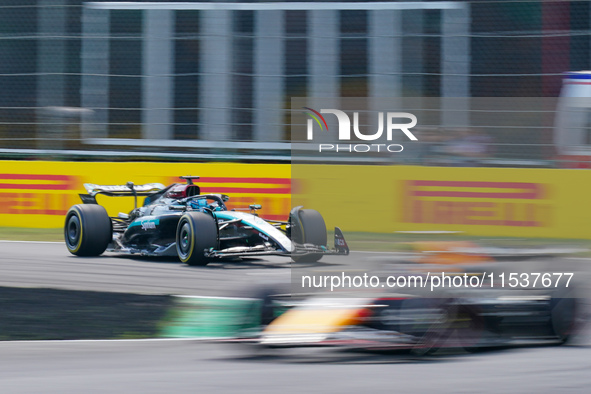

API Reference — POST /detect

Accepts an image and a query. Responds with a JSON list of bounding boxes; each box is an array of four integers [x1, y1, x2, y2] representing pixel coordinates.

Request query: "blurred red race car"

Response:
[[232, 279, 580, 354]]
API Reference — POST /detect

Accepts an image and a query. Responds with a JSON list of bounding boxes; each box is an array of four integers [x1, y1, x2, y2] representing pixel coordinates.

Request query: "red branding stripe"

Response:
[[0, 174, 74, 191], [411, 181, 542, 199], [0, 183, 70, 190], [0, 174, 70, 181], [414, 191, 539, 199], [200, 177, 291, 185], [167, 176, 292, 194], [260, 214, 284, 221], [199, 178, 291, 194], [200, 187, 291, 194], [0, 192, 70, 215], [413, 181, 538, 189]]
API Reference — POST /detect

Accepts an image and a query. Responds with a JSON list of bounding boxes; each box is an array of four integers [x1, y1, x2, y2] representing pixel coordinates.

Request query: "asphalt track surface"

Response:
[[2, 241, 591, 393], [1, 339, 591, 393], [0, 241, 419, 296], [4, 241, 591, 297], [0, 241, 295, 296]]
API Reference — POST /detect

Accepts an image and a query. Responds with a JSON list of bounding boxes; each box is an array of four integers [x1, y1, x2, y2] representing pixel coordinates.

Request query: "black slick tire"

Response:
[[64, 204, 112, 256], [176, 212, 218, 266], [291, 209, 327, 263]]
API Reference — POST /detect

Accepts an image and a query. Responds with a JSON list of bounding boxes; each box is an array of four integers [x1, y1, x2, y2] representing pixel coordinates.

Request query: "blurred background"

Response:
[[2, 4, 591, 386], [2, 0, 591, 166]]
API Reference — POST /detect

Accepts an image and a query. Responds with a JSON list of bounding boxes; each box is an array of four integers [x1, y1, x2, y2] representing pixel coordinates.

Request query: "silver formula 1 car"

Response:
[[64, 175, 349, 265]]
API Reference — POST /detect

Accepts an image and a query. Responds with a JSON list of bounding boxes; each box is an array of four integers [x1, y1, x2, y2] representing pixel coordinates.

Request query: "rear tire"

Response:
[[291, 209, 327, 263], [550, 286, 577, 344], [64, 204, 112, 256], [176, 212, 218, 266], [257, 284, 292, 326]]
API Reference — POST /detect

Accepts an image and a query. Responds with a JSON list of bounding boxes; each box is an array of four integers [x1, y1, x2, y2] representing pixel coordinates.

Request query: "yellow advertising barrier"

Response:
[[0, 161, 290, 228], [294, 165, 591, 239], [1, 160, 590, 239]]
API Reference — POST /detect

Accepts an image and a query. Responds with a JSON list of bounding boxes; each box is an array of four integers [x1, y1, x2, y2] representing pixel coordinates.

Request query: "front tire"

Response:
[[64, 204, 112, 256], [176, 212, 218, 266], [290, 209, 327, 263]]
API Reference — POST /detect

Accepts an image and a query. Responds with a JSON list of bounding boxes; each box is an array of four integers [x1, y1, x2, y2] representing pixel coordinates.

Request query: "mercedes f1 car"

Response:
[[64, 176, 349, 265]]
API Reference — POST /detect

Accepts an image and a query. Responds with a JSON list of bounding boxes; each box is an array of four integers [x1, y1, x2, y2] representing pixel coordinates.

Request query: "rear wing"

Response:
[[79, 182, 167, 206], [83, 183, 166, 197]]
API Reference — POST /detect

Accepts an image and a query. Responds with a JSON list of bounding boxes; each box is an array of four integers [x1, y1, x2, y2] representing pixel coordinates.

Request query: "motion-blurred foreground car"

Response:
[[233, 283, 579, 354], [64, 176, 348, 265]]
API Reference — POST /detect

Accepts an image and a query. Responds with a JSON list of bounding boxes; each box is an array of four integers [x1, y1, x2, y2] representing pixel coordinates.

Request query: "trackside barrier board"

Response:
[[292, 165, 591, 239], [0, 161, 291, 227], [160, 296, 261, 338], [2, 161, 591, 238]]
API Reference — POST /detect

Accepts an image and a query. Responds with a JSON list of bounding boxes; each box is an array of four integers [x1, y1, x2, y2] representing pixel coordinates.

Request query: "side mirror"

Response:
[[249, 204, 262, 210]]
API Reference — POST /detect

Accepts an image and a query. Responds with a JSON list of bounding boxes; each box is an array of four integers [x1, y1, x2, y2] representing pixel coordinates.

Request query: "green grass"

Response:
[[329, 231, 591, 254], [0, 227, 63, 242]]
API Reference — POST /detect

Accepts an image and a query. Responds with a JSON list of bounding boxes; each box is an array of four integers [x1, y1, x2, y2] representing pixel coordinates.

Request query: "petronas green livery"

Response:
[[64, 176, 349, 266]]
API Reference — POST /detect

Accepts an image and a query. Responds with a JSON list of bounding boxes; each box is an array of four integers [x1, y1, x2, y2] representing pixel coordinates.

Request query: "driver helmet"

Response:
[[189, 199, 208, 210]]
